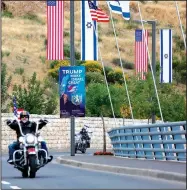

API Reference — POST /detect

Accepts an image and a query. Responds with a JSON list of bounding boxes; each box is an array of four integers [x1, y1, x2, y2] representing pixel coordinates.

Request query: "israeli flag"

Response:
[[81, 0, 98, 61], [108, 1, 130, 20], [160, 29, 172, 83]]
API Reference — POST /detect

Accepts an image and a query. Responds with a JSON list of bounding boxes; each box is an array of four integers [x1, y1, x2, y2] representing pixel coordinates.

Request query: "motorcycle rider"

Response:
[[6, 111, 53, 164], [79, 127, 91, 148]]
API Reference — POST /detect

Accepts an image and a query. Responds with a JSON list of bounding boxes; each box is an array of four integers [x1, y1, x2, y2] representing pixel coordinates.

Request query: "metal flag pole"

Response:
[[70, 0, 75, 156]]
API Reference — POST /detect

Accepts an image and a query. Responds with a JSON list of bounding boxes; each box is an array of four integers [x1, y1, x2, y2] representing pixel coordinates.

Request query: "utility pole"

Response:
[[70, 0, 75, 156], [147, 20, 156, 124]]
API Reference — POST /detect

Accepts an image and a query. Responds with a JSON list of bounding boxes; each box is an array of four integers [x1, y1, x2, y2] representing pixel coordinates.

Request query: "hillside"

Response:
[[2, 1, 186, 94]]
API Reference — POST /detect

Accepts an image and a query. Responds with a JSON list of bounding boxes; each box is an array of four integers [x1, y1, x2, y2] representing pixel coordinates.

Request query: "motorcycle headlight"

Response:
[[37, 136, 43, 142], [19, 136, 24, 143], [26, 134, 35, 144]]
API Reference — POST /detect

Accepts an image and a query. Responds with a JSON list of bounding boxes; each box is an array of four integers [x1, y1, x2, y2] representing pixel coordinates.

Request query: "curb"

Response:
[[56, 157, 186, 183]]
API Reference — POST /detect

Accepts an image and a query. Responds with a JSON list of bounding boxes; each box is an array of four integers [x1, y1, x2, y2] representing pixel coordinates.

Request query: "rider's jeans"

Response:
[[41, 141, 48, 153], [8, 141, 20, 159], [8, 141, 48, 159]]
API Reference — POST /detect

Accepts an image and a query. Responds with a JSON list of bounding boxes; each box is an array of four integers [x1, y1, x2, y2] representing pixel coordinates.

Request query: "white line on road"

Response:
[[2, 181, 10, 185], [10, 186, 22, 189]]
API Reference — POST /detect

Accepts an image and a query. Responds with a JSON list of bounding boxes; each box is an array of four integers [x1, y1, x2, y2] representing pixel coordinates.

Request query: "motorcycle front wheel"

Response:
[[28, 155, 37, 178], [81, 144, 86, 154]]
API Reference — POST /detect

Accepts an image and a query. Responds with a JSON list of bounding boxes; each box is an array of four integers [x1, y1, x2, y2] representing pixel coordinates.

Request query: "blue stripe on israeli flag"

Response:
[[81, 0, 98, 61], [120, 1, 130, 20], [108, 1, 122, 14], [108, 1, 130, 20], [160, 29, 172, 83]]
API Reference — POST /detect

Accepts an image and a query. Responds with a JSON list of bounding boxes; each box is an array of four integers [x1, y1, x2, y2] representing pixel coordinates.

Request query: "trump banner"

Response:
[[59, 66, 86, 118]]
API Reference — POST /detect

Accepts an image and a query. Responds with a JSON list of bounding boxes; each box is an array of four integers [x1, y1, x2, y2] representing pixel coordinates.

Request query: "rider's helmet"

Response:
[[20, 111, 30, 123], [81, 128, 86, 133]]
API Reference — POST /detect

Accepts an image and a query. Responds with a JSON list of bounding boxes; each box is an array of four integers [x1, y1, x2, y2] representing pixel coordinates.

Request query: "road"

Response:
[[1, 152, 185, 189]]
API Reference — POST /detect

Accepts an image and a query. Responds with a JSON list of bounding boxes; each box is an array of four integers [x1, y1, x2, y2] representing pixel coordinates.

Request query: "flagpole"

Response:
[[70, 0, 75, 156], [147, 20, 156, 124]]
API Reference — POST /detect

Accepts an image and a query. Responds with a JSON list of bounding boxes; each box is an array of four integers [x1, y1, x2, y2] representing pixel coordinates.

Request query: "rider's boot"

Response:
[[47, 155, 53, 163], [7, 157, 14, 165]]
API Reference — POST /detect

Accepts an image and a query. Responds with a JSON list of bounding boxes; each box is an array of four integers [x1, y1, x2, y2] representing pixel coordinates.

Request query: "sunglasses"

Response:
[[21, 115, 29, 119]]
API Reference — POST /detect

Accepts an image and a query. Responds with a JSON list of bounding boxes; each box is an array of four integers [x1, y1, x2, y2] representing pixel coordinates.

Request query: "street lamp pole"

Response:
[[70, 0, 75, 156]]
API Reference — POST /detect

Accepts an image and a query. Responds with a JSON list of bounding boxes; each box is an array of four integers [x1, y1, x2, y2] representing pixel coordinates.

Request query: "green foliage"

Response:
[[76, 60, 85, 66], [21, 13, 45, 25], [64, 44, 70, 58], [39, 56, 46, 64], [83, 61, 103, 73], [64, 31, 70, 37], [86, 83, 126, 117], [12, 72, 57, 114], [2, 10, 14, 18], [86, 72, 105, 85], [75, 51, 81, 60], [1, 63, 12, 112], [125, 21, 139, 30], [159, 85, 186, 121], [85, 70, 185, 121], [123, 62, 134, 69], [107, 69, 124, 84], [2, 51, 10, 57], [173, 35, 185, 51], [48, 60, 70, 81], [172, 55, 186, 84], [64, 44, 80, 60], [43, 76, 58, 114], [15, 67, 24, 75], [101, 66, 113, 76], [112, 58, 134, 69]]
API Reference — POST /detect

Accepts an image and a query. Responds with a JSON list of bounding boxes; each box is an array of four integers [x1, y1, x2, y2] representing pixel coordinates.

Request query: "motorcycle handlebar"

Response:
[[16, 119, 40, 137]]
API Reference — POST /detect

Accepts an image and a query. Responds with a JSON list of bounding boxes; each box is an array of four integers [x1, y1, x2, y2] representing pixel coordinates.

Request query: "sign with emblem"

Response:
[[59, 66, 85, 118]]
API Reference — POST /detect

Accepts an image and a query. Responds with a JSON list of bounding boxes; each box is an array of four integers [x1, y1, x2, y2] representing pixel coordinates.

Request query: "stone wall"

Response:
[[1, 113, 149, 153]]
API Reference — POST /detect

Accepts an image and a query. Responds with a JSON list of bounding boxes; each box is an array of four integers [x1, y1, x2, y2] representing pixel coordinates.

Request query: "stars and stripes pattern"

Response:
[[13, 96, 24, 120], [135, 29, 148, 80], [13, 96, 18, 118], [47, 0, 64, 60], [88, 0, 109, 22]]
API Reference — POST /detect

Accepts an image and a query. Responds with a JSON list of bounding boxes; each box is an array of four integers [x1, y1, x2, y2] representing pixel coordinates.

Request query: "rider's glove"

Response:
[[43, 119, 48, 124], [39, 119, 48, 125], [6, 119, 12, 125]]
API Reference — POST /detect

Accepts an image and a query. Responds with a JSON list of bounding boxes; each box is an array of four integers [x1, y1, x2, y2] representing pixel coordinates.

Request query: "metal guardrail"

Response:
[[108, 121, 186, 161]]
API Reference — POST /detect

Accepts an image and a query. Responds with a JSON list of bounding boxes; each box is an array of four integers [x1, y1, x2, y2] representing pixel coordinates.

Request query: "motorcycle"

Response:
[[75, 125, 92, 154], [10, 119, 51, 178]]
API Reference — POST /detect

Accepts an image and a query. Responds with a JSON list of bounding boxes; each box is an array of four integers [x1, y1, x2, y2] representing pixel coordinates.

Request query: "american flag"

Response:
[[13, 96, 24, 120], [13, 96, 18, 118], [135, 29, 148, 80], [47, 0, 64, 60], [88, 0, 109, 22]]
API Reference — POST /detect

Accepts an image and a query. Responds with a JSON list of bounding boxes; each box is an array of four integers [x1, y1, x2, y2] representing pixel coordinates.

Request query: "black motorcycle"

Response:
[[10, 119, 52, 178], [75, 125, 92, 154]]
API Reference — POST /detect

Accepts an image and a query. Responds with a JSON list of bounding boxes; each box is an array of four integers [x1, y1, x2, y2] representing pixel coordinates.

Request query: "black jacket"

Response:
[[7, 120, 47, 140]]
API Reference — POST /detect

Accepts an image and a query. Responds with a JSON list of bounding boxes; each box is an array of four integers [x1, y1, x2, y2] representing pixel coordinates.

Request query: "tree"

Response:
[[12, 72, 58, 114]]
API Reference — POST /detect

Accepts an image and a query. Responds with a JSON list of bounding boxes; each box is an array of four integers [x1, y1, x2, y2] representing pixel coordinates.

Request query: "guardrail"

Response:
[[108, 121, 186, 161]]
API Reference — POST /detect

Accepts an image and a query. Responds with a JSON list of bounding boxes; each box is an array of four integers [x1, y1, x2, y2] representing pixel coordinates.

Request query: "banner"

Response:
[[59, 66, 86, 118], [160, 29, 172, 83], [81, 0, 98, 60]]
